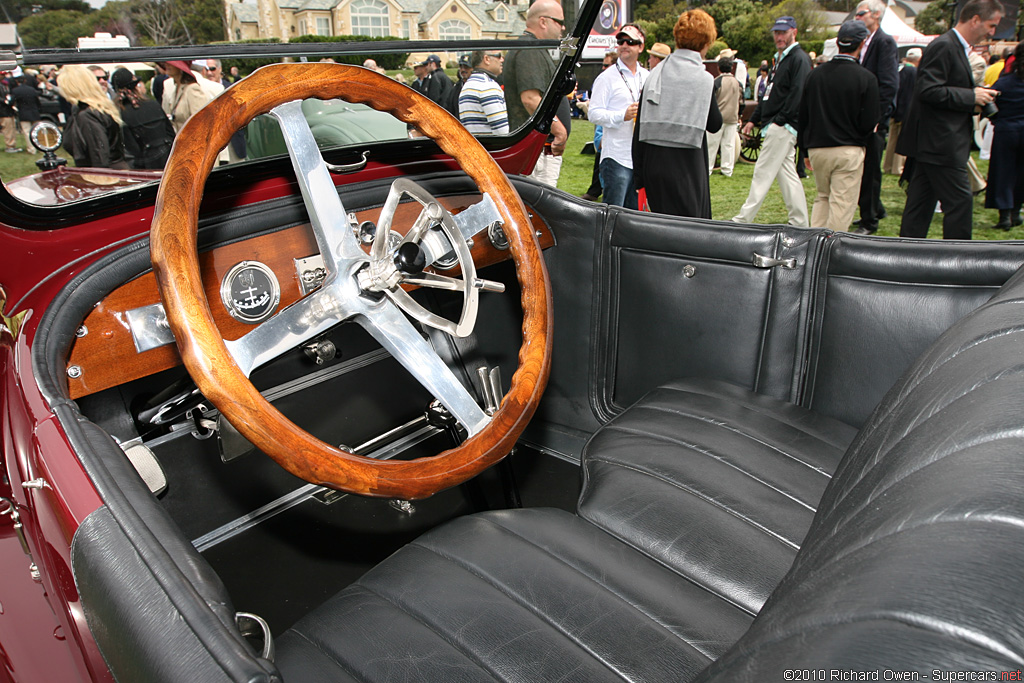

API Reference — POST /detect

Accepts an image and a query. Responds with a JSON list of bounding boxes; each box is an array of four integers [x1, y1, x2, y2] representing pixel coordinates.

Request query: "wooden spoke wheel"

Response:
[[739, 125, 762, 164], [150, 63, 552, 499]]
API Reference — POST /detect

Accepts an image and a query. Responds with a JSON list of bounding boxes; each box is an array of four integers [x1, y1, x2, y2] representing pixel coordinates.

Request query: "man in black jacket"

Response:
[[897, 0, 1002, 240], [11, 75, 41, 154], [0, 74, 19, 153], [732, 16, 812, 227], [852, 0, 899, 235], [799, 21, 880, 232], [882, 47, 920, 176], [425, 55, 453, 108]]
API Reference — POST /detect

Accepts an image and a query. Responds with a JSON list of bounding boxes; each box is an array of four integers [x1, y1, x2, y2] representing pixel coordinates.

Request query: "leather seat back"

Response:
[[698, 267, 1024, 679]]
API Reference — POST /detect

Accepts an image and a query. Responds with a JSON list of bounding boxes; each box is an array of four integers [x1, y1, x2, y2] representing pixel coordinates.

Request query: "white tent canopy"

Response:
[[881, 5, 936, 46]]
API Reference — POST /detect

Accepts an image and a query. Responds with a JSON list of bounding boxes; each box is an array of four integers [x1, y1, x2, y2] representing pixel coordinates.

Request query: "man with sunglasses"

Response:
[[588, 23, 649, 209], [89, 66, 114, 100], [458, 50, 508, 135], [503, 0, 570, 187]]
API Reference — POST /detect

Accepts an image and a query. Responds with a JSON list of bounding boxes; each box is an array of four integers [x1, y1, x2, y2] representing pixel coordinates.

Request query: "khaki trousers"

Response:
[[19, 119, 38, 152], [808, 146, 865, 232], [732, 123, 808, 227], [882, 120, 904, 176], [0, 117, 16, 148]]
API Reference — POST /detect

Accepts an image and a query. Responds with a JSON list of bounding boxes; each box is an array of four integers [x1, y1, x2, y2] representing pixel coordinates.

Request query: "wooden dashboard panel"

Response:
[[67, 194, 554, 398]]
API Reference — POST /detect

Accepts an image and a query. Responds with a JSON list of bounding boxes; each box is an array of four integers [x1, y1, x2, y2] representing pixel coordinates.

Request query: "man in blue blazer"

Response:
[[852, 0, 898, 235], [897, 0, 1002, 240]]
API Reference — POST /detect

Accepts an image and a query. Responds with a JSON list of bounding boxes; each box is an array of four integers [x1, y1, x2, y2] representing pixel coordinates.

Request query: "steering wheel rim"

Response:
[[150, 63, 552, 499]]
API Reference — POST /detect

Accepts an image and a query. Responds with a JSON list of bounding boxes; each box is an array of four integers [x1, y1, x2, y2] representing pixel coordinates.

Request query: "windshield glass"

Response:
[[2, 1, 584, 207]]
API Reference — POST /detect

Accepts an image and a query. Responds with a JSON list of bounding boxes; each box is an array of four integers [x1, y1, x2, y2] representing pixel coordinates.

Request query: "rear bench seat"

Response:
[[274, 267, 1024, 681]]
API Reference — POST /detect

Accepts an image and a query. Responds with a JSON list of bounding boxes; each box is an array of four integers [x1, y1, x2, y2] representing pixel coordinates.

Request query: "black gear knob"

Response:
[[394, 242, 427, 274]]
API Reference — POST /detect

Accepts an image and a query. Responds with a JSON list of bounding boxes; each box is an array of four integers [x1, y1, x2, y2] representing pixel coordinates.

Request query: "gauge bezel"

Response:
[[220, 260, 282, 324]]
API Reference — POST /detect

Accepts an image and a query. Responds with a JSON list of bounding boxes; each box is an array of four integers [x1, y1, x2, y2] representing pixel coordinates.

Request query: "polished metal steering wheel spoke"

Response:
[[225, 282, 355, 377], [271, 101, 366, 278], [353, 302, 489, 435], [225, 102, 490, 433]]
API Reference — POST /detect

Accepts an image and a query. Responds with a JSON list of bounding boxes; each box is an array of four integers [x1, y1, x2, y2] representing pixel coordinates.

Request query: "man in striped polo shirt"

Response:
[[458, 50, 508, 135]]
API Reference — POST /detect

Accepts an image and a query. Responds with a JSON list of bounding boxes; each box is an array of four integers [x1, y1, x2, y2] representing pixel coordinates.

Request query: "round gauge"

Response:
[[30, 121, 62, 153], [220, 261, 281, 324]]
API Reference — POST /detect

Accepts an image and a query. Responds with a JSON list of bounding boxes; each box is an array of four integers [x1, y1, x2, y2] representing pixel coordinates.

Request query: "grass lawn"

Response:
[[557, 119, 1018, 241], [1, 119, 1013, 243], [0, 129, 48, 184]]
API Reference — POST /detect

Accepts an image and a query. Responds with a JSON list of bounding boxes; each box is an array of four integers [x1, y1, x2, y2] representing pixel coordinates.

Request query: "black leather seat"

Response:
[[275, 269, 1024, 681], [276, 382, 857, 681]]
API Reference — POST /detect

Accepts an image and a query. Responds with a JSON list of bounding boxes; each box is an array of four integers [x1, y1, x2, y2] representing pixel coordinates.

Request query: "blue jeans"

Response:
[[599, 157, 637, 210]]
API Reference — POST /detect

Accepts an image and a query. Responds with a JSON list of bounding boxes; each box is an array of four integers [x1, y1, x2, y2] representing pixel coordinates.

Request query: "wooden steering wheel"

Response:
[[150, 63, 552, 499]]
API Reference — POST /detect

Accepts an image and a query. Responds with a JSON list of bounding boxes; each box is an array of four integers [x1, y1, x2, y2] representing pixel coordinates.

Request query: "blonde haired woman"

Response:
[[57, 65, 128, 169]]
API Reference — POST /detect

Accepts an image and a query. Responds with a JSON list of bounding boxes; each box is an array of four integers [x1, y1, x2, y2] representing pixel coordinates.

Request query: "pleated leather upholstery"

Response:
[[276, 380, 857, 681], [276, 269, 1024, 682], [579, 378, 857, 616], [696, 267, 1024, 680]]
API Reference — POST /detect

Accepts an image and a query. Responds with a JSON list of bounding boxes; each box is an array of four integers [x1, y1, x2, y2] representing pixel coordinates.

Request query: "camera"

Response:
[[980, 100, 998, 119]]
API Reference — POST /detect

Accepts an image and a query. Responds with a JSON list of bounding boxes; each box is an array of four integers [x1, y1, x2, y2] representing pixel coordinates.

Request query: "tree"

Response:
[[17, 8, 93, 47], [913, 0, 949, 37], [92, 0, 139, 44], [635, 0, 686, 23], [1, 0, 91, 24], [704, 0, 757, 35], [129, 0, 224, 45], [721, 9, 775, 65], [131, 0, 185, 44], [718, 0, 831, 66]]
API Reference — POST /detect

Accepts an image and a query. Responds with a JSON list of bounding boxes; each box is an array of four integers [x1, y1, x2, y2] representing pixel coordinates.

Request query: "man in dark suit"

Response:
[[897, 0, 1002, 240], [882, 47, 920, 176], [852, 0, 899, 235]]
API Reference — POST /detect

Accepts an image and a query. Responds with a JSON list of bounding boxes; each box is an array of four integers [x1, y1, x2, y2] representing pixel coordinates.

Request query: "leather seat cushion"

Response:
[[274, 378, 859, 682], [579, 378, 858, 613], [275, 508, 754, 682]]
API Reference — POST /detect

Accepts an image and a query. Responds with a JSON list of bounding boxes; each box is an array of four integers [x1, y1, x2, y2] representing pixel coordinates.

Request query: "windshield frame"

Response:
[[0, 0, 600, 222]]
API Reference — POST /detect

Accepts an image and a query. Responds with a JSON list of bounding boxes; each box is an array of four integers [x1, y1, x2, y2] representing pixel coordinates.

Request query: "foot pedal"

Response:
[[120, 441, 168, 496]]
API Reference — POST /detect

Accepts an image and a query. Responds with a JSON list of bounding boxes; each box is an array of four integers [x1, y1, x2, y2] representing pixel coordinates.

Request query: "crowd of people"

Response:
[[0, 59, 245, 171], [0, 3, 1019, 239], [573, 0, 1021, 239]]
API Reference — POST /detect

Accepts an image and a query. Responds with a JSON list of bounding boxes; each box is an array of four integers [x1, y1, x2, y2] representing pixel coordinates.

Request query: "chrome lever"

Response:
[[477, 366, 503, 415], [752, 253, 797, 269]]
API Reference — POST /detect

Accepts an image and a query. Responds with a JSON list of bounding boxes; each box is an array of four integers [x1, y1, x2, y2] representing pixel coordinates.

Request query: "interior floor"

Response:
[[196, 447, 581, 634]]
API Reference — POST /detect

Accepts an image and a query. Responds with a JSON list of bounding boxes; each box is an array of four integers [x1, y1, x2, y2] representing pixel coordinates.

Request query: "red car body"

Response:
[[0, 127, 550, 682]]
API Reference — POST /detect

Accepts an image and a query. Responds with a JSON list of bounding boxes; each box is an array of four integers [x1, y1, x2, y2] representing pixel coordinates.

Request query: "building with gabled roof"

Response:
[[226, 0, 527, 65]]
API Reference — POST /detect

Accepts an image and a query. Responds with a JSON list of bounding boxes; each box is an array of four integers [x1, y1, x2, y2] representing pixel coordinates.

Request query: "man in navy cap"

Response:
[[799, 20, 880, 232], [733, 16, 812, 226], [411, 60, 433, 99], [425, 54, 454, 107]]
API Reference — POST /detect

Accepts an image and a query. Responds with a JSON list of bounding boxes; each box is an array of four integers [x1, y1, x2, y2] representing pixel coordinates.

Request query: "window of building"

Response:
[[299, 18, 307, 34], [350, 0, 389, 37], [494, 5, 506, 20], [316, 16, 331, 35], [401, 17, 411, 38], [438, 19, 470, 41]]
